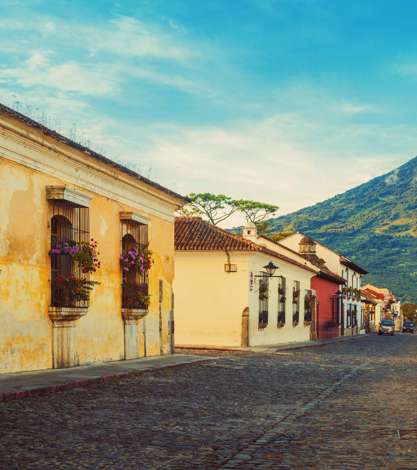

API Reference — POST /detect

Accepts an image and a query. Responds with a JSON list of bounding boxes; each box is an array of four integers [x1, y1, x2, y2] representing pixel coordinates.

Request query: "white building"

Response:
[[279, 233, 368, 336], [174, 218, 318, 348]]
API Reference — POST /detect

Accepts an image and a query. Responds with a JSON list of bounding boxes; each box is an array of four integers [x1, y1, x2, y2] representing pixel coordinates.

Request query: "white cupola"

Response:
[[242, 221, 258, 241]]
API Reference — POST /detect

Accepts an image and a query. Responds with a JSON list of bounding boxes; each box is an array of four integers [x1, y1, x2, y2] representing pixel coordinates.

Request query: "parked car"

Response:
[[378, 319, 395, 336], [402, 321, 415, 333]]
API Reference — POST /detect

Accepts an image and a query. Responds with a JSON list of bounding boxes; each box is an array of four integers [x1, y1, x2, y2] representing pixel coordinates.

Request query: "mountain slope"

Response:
[[268, 156, 417, 302]]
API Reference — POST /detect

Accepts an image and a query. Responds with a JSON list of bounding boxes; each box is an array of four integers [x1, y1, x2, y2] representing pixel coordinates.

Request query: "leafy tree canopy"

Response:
[[179, 193, 279, 228], [401, 303, 417, 321], [232, 199, 279, 224], [179, 193, 237, 226]]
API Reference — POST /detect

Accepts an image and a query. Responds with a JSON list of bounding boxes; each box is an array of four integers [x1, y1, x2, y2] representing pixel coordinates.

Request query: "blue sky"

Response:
[[1, 0, 417, 222]]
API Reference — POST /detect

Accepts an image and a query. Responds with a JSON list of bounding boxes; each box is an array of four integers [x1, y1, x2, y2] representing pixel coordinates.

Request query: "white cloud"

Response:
[[0, 15, 194, 62], [91, 16, 193, 60], [335, 101, 374, 115], [1, 51, 119, 96]]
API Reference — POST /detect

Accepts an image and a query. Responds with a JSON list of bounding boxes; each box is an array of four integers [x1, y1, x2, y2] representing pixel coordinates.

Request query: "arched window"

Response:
[[51, 215, 73, 307], [121, 221, 149, 310], [49, 200, 90, 308]]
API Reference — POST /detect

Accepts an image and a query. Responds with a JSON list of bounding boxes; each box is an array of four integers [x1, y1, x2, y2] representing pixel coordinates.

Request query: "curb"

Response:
[[274, 334, 370, 352], [1, 357, 211, 403], [177, 334, 370, 355]]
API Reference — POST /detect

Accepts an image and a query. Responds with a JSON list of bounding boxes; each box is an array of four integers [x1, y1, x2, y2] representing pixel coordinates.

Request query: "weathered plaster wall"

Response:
[[0, 117, 178, 373], [174, 252, 249, 348], [248, 253, 314, 346]]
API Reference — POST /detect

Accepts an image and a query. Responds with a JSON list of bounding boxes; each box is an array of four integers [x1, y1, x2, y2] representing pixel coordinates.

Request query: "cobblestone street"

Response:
[[1, 334, 417, 469]]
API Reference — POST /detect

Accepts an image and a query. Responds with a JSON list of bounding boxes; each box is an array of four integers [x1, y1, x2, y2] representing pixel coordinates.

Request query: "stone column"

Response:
[[49, 307, 88, 369], [122, 309, 148, 360]]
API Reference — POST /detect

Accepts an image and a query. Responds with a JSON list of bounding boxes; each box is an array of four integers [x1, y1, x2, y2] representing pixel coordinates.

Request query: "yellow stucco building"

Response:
[[174, 217, 317, 348], [0, 103, 185, 373]]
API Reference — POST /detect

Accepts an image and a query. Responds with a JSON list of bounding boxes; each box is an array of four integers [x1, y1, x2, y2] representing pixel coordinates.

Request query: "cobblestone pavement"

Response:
[[1, 334, 416, 469]]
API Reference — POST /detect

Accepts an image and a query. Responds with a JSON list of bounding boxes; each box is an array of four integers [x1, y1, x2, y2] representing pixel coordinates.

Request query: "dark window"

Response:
[[258, 276, 269, 328], [352, 305, 358, 327], [50, 201, 90, 308], [304, 289, 314, 323], [277, 276, 286, 327], [121, 221, 149, 310], [346, 304, 352, 327], [293, 281, 300, 326]]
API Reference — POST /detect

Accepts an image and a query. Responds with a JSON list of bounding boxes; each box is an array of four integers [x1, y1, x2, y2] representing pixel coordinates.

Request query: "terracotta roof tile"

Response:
[[175, 217, 316, 273]]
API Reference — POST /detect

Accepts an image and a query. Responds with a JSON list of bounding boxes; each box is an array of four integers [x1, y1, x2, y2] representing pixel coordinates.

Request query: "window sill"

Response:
[[122, 308, 148, 321], [48, 306, 88, 322]]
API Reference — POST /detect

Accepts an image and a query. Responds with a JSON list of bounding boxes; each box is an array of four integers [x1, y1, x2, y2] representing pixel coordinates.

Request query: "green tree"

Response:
[[179, 193, 237, 226], [268, 230, 296, 242], [401, 302, 417, 321], [232, 199, 279, 234], [179, 193, 279, 231]]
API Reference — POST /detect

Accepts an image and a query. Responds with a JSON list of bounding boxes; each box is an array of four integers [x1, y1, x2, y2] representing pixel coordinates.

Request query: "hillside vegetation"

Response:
[[268, 156, 417, 302]]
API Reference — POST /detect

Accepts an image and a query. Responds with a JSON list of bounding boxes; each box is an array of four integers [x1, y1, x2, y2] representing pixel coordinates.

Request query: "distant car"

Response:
[[378, 319, 395, 336], [402, 321, 415, 333]]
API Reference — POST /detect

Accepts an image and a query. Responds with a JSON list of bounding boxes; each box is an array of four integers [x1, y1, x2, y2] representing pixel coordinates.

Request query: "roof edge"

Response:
[[0, 102, 187, 204]]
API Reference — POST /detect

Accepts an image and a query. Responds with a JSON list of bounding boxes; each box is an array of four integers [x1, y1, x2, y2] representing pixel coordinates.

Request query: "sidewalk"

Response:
[[252, 333, 369, 353], [177, 333, 369, 354], [0, 354, 212, 402]]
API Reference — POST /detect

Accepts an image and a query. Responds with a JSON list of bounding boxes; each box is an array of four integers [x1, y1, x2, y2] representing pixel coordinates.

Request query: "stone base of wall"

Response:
[[122, 309, 148, 360], [48, 307, 88, 369]]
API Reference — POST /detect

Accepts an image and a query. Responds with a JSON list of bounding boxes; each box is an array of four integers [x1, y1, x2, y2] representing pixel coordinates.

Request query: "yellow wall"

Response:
[[174, 252, 249, 348], [0, 115, 179, 373]]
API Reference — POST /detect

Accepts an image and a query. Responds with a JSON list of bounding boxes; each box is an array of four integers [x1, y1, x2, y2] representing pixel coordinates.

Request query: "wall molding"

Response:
[[0, 126, 177, 222]]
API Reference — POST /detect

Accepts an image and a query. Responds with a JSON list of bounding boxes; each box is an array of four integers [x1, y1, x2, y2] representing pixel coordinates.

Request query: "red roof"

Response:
[[361, 288, 384, 301], [175, 217, 316, 273]]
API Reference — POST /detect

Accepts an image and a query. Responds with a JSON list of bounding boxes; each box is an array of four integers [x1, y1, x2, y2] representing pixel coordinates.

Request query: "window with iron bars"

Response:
[[50, 201, 90, 308], [121, 220, 149, 310], [258, 275, 269, 329], [277, 276, 286, 327], [304, 289, 314, 323], [292, 280, 300, 326], [346, 303, 352, 327]]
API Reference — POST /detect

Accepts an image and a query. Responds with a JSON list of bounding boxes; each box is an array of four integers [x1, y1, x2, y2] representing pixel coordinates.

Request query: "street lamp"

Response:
[[263, 261, 279, 277]]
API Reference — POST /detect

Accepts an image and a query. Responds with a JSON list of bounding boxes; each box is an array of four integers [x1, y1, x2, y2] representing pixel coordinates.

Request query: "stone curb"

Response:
[[177, 334, 370, 355], [0, 357, 212, 403], [273, 333, 370, 352]]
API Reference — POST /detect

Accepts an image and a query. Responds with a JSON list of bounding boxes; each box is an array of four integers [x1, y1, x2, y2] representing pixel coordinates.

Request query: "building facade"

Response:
[[242, 228, 345, 340], [174, 218, 316, 348], [280, 232, 367, 336], [0, 104, 184, 373]]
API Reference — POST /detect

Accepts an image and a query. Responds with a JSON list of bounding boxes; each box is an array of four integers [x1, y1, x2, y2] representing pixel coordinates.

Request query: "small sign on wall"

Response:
[[249, 272, 254, 291]]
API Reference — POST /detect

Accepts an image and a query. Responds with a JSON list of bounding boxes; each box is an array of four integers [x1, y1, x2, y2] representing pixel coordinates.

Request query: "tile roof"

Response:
[[259, 235, 344, 285], [361, 288, 385, 301], [0, 102, 186, 204], [340, 256, 368, 275], [175, 217, 316, 273], [301, 254, 345, 284]]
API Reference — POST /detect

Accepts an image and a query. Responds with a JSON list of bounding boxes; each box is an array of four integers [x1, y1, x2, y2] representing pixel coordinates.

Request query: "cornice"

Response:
[[0, 126, 176, 222]]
